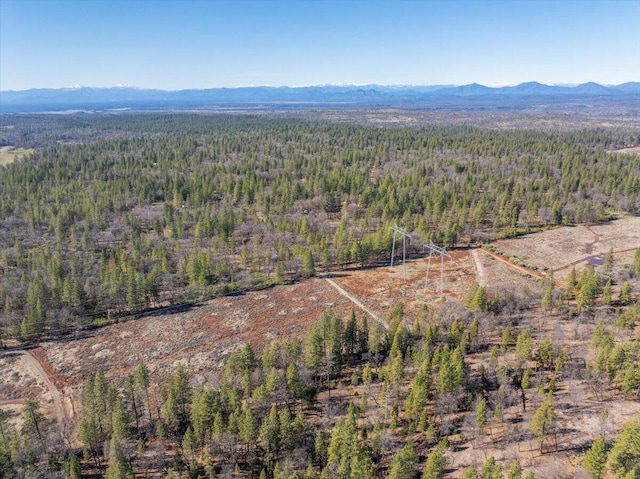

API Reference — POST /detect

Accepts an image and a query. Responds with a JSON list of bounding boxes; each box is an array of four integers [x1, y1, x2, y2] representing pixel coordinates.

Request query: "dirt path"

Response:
[[583, 225, 601, 254], [20, 350, 69, 427], [470, 249, 486, 286], [322, 276, 388, 330], [478, 247, 545, 280]]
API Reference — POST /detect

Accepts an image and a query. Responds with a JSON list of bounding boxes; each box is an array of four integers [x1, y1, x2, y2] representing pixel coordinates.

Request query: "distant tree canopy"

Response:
[[1, 114, 639, 340]]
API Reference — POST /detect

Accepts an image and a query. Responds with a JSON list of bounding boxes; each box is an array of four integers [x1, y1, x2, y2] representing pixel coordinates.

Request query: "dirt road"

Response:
[[478, 247, 551, 282], [470, 249, 487, 286], [322, 276, 388, 330], [20, 350, 69, 427], [478, 247, 544, 280]]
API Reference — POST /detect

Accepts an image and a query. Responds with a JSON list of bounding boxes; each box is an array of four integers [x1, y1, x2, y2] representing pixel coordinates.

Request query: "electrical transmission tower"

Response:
[[423, 241, 452, 297], [390, 224, 412, 279]]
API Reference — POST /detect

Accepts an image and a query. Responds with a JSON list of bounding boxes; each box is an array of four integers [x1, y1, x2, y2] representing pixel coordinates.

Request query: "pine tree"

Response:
[[104, 436, 132, 479], [344, 310, 358, 361], [501, 326, 514, 351], [515, 330, 533, 362], [471, 286, 488, 312], [259, 404, 281, 459], [314, 430, 327, 467], [535, 337, 554, 371], [304, 319, 325, 377], [603, 279, 612, 306], [286, 362, 303, 400], [541, 284, 554, 313], [583, 436, 607, 479], [619, 282, 632, 305], [238, 405, 257, 455], [422, 440, 448, 479], [462, 466, 479, 479], [387, 441, 418, 479], [302, 250, 315, 278], [475, 397, 488, 436], [604, 247, 614, 274], [21, 392, 44, 443], [468, 317, 480, 352], [405, 358, 431, 425], [357, 316, 369, 355], [564, 267, 577, 299], [576, 266, 601, 313], [608, 414, 640, 477], [530, 399, 556, 453], [190, 389, 216, 446], [507, 460, 523, 479], [135, 362, 151, 423], [111, 396, 130, 442], [161, 363, 192, 434], [480, 457, 502, 479], [63, 454, 82, 479]]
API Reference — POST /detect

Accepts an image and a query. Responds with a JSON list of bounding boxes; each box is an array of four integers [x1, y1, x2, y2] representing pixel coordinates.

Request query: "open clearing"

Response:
[[0, 146, 34, 165], [1, 219, 639, 478], [35, 251, 476, 388], [2, 250, 476, 426], [492, 217, 640, 281], [609, 146, 640, 156]]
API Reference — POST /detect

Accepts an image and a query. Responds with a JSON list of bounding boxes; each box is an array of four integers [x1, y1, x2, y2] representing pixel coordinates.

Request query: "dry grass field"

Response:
[[0, 146, 33, 165]]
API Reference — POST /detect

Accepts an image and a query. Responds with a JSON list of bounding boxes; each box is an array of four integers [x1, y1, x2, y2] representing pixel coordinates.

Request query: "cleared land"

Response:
[[35, 252, 475, 387], [610, 146, 640, 156], [0, 146, 33, 165], [492, 217, 640, 281], [0, 250, 477, 430]]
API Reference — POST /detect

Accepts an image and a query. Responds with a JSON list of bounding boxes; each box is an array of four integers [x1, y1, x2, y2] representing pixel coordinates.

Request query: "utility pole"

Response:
[[423, 241, 452, 297], [390, 224, 412, 279]]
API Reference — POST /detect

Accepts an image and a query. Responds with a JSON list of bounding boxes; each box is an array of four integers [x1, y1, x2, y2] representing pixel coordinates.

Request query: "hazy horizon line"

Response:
[[3, 80, 639, 93]]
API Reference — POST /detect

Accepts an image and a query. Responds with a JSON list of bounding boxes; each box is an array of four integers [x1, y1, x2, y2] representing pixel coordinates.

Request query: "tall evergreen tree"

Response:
[[583, 436, 607, 479]]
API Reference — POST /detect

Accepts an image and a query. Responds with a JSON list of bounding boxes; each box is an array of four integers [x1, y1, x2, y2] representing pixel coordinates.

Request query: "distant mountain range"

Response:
[[1, 82, 639, 113]]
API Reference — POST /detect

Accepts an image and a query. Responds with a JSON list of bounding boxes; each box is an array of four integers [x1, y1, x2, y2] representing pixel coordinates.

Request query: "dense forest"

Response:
[[1, 114, 639, 341]]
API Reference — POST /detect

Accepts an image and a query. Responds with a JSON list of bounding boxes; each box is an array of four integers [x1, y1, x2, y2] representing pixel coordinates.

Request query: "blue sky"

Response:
[[1, 0, 638, 91]]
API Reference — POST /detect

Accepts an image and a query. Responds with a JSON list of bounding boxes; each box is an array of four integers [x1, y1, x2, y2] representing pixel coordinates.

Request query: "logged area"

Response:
[[0, 146, 33, 165], [1, 114, 639, 479]]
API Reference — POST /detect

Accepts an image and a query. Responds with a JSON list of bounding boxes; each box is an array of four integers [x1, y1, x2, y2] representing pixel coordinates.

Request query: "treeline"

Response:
[[1, 115, 640, 340]]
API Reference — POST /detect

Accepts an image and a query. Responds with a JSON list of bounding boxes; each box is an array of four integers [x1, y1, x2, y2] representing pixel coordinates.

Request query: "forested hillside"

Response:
[[1, 115, 639, 341]]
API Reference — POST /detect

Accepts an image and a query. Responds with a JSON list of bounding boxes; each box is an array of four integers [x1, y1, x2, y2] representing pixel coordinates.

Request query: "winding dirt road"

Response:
[[20, 350, 69, 427]]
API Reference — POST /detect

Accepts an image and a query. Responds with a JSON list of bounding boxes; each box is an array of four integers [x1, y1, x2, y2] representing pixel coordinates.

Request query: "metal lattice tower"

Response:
[[390, 224, 412, 279], [423, 241, 452, 297]]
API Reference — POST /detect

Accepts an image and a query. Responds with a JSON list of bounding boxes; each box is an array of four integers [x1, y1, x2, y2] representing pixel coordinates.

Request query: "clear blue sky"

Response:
[[1, 0, 638, 91]]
